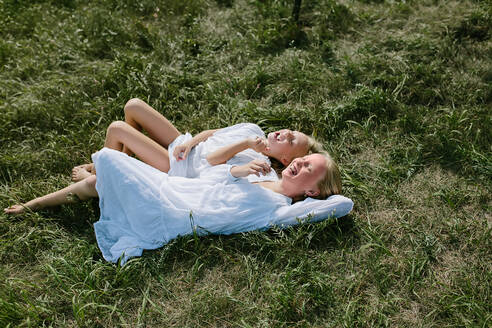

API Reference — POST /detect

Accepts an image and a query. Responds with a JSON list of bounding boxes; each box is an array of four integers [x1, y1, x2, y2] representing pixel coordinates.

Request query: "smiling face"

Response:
[[266, 129, 309, 165], [280, 153, 327, 198]]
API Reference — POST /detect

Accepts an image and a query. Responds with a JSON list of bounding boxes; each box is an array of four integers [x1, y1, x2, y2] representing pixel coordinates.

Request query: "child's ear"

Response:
[[305, 189, 320, 197]]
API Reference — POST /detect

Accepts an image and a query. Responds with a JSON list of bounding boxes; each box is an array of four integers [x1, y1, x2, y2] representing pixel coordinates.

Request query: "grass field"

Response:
[[0, 0, 491, 326]]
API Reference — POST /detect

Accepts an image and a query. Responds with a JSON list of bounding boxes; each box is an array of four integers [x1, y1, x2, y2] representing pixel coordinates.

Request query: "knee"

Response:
[[107, 120, 128, 135], [124, 98, 146, 116]]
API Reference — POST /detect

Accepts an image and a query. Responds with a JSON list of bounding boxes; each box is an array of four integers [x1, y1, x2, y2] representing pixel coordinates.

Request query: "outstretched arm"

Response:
[[206, 137, 267, 166], [173, 129, 218, 161]]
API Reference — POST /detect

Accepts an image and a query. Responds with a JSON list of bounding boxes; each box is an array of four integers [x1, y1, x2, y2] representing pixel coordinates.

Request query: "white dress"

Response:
[[167, 123, 279, 183], [92, 148, 291, 264]]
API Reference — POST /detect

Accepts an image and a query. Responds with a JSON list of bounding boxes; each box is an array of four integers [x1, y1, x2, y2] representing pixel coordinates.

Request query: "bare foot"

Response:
[[4, 204, 28, 215], [72, 163, 94, 182]]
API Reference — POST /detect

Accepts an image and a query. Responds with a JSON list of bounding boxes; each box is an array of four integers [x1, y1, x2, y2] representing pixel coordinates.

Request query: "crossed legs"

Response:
[[72, 98, 182, 181]]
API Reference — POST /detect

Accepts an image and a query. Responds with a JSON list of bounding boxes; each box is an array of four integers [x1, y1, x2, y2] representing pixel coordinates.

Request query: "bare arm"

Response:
[[189, 129, 218, 147], [173, 129, 218, 161], [207, 137, 267, 165], [230, 159, 271, 177], [207, 139, 249, 165]]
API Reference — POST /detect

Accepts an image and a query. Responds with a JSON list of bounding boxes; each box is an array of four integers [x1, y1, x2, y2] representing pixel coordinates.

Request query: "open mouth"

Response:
[[290, 163, 298, 176], [268, 131, 282, 144], [273, 132, 280, 142]]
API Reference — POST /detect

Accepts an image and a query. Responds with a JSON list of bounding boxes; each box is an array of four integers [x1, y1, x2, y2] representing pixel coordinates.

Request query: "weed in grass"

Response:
[[253, 18, 309, 53], [0, 273, 53, 327], [431, 262, 491, 326], [451, 7, 491, 42], [215, 0, 234, 8], [269, 262, 336, 324], [419, 106, 492, 181], [405, 232, 440, 289], [315, 0, 355, 41], [357, 0, 385, 3], [434, 186, 472, 209], [381, 139, 424, 182]]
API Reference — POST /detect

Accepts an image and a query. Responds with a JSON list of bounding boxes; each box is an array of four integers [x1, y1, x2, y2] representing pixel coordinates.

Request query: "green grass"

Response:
[[1, 0, 491, 326]]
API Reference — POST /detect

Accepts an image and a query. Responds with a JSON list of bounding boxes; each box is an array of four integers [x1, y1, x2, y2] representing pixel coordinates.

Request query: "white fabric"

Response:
[[168, 123, 279, 183], [92, 148, 353, 265], [273, 195, 354, 227]]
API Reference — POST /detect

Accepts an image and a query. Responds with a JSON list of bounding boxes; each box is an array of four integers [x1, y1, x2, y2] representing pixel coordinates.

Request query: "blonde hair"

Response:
[[306, 136, 342, 198], [315, 151, 342, 199], [306, 136, 324, 155]]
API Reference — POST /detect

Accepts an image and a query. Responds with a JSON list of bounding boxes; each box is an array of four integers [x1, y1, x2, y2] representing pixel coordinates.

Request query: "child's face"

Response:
[[266, 129, 309, 165]]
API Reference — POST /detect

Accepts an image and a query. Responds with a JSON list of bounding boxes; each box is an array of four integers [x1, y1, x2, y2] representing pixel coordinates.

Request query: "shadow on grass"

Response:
[[39, 198, 100, 238], [397, 106, 492, 183], [22, 202, 358, 272], [144, 214, 359, 276]]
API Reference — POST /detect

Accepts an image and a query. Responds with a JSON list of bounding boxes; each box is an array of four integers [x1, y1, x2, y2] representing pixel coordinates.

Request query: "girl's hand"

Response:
[[230, 160, 271, 177], [173, 142, 193, 161], [248, 137, 268, 153]]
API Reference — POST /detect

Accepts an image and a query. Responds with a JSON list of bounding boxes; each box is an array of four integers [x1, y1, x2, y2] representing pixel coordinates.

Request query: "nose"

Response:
[[282, 130, 293, 139], [295, 157, 307, 168]]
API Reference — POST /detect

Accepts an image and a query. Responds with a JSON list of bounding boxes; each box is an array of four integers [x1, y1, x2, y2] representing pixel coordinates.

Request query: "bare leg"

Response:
[[71, 120, 172, 181], [4, 175, 98, 215], [104, 121, 172, 172], [123, 98, 181, 155], [72, 98, 181, 180]]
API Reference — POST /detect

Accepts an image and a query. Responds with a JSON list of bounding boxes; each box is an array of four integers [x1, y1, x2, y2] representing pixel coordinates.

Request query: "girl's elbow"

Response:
[[206, 155, 224, 166], [206, 155, 217, 165]]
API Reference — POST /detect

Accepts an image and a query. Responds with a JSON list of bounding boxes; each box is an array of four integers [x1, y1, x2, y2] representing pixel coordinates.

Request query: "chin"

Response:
[[281, 170, 293, 181], [280, 172, 288, 182]]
